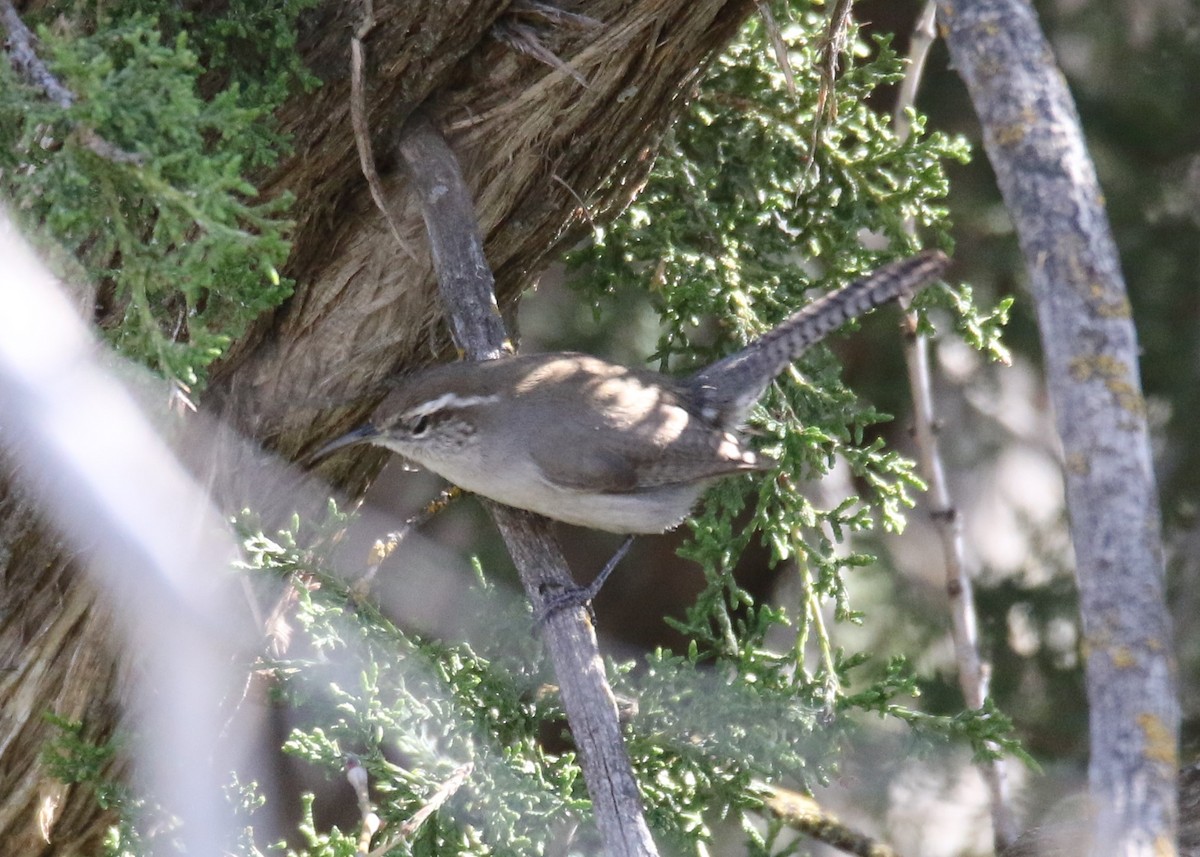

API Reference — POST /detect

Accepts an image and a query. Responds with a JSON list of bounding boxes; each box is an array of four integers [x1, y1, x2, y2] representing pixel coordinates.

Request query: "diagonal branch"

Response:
[[0, 0, 74, 108], [761, 782, 904, 857], [0, 0, 144, 165], [395, 110, 658, 857]]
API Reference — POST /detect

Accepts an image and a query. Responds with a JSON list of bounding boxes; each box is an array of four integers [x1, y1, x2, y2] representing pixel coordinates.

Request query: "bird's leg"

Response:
[[536, 534, 636, 624]]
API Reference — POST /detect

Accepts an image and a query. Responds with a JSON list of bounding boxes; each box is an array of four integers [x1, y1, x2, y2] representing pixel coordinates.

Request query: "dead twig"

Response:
[[351, 486, 462, 600], [806, 0, 855, 160], [756, 1, 796, 95], [760, 782, 902, 857], [892, 2, 1016, 848], [350, 0, 418, 261], [492, 20, 589, 88]]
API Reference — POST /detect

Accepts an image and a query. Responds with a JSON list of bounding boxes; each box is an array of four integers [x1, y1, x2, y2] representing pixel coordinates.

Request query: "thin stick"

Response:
[[350, 0, 418, 261], [351, 486, 462, 599], [756, 1, 796, 95], [366, 762, 474, 856], [892, 3, 1016, 848], [0, 0, 74, 108]]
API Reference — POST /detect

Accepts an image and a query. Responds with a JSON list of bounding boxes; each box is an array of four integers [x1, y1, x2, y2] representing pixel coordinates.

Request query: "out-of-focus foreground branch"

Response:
[[0, 211, 257, 853]]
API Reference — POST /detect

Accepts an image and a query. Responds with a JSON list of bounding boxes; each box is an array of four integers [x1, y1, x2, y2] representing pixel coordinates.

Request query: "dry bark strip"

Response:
[[936, 1, 1178, 854]]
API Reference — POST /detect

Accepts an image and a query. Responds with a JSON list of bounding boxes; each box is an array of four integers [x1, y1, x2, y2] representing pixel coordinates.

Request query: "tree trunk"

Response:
[[0, 0, 756, 850], [937, 1, 1177, 854]]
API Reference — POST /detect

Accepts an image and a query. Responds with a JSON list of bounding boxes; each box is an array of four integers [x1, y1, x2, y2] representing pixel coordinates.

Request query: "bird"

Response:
[[314, 250, 948, 538]]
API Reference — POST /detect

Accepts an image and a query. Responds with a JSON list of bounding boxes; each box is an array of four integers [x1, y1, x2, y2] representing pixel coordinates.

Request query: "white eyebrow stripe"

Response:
[[405, 393, 501, 418]]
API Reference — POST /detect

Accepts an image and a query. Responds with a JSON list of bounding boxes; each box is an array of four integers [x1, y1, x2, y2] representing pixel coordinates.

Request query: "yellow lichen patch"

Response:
[[1110, 646, 1136, 668], [1088, 283, 1132, 318], [1068, 353, 1121, 381], [1065, 451, 1091, 475], [1137, 712, 1178, 767], [1095, 297, 1132, 318], [992, 106, 1039, 148], [1106, 378, 1147, 416], [1067, 355, 1147, 415], [994, 123, 1026, 147]]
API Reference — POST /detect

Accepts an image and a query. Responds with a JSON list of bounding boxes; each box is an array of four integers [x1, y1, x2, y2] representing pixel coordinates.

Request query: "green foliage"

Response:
[[568, 4, 987, 689], [236, 507, 594, 856], [42, 714, 124, 812], [34, 3, 1027, 853], [221, 504, 1019, 855], [572, 14, 955, 545], [0, 0, 316, 387], [41, 715, 164, 856]]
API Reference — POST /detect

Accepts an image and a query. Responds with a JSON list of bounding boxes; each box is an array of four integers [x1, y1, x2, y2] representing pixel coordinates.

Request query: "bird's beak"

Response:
[[309, 423, 381, 463]]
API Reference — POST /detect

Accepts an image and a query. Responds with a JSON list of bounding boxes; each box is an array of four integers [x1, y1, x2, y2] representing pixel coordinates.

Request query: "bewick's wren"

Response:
[[317, 250, 948, 534]]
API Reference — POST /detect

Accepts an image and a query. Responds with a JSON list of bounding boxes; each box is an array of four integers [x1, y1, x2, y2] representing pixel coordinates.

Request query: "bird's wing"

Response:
[[530, 412, 769, 493]]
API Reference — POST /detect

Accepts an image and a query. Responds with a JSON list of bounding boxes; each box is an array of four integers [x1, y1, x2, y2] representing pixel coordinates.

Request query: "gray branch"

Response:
[[396, 111, 658, 857], [0, 0, 74, 108], [937, 1, 1177, 853], [1, 0, 144, 165]]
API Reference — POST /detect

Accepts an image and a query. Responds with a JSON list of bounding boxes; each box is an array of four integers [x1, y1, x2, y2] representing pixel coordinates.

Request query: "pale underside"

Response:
[[373, 353, 769, 532]]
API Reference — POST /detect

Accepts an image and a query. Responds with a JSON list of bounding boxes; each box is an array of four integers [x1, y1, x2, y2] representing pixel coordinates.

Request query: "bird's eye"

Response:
[[410, 415, 430, 437]]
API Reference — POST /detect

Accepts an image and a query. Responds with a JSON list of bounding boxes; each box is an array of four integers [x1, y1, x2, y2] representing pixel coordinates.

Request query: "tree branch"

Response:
[[395, 111, 658, 857], [892, 3, 1017, 849], [0, 0, 73, 108], [0, 0, 144, 165], [936, 1, 1177, 854], [349, 1, 418, 261], [760, 783, 903, 857]]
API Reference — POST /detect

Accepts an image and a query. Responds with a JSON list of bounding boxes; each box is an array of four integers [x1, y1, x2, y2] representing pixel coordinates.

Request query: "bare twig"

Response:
[[351, 486, 462, 599], [0, 0, 73, 108], [349, 1, 418, 261], [760, 783, 902, 857], [395, 111, 658, 857], [343, 755, 382, 853], [892, 2, 936, 144], [552, 173, 597, 227], [396, 762, 472, 839], [364, 762, 473, 856], [806, 0, 855, 160], [756, 1, 796, 95], [509, 0, 602, 31], [937, 2, 1177, 853], [891, 3, 1016, 849], [493, 0, 601, 88]]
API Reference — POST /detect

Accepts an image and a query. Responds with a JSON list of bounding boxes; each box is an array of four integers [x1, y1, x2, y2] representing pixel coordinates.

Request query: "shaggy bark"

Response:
[[0, 0, 756, 850]]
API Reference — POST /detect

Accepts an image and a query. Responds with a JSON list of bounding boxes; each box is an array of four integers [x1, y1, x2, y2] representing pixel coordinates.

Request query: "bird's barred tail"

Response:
[[688, 249, 950, 427]]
